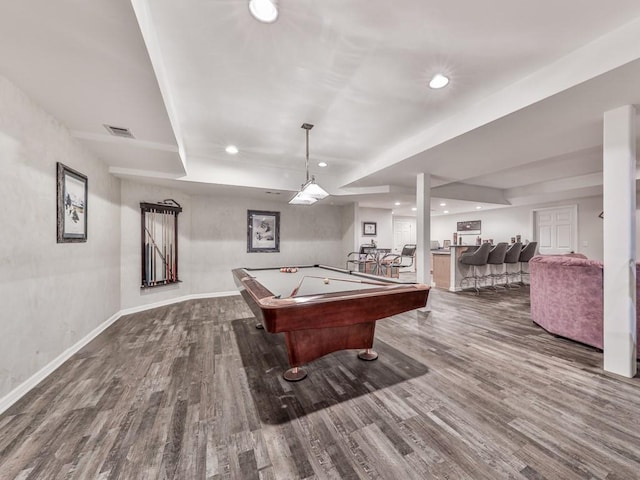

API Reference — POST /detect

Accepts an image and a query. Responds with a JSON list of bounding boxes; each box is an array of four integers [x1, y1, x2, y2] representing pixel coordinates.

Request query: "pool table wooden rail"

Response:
[[232, 268, 429, 334]]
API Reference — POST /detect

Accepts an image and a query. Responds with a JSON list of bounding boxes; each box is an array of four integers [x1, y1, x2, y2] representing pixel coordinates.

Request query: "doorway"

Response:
[[532, 205, 578, 254], [393, 217, 417, 271]]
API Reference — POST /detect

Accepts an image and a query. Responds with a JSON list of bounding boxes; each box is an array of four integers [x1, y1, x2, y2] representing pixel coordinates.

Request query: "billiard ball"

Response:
[[323, 278, 329, 284], [291, 267, 298, 273]]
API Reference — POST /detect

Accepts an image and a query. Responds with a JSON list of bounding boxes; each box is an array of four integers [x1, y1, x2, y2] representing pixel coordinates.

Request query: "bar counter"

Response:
[[431, 245, 477, 291]]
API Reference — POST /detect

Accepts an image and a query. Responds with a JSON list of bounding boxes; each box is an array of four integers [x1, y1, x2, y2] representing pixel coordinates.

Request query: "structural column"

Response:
[[352, 202, 360, 254], [603, 105, 637, 377], [416, 173, 431, 286]]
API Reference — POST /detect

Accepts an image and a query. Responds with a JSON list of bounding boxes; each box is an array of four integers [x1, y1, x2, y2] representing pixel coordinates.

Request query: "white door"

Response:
[[393, 218, 416, 271], [393, 218, 415, 252], [533, 206, 577, 254]]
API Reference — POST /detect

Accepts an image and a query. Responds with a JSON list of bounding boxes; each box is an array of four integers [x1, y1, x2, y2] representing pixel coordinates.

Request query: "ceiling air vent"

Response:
[[103, 124, 135, 139]]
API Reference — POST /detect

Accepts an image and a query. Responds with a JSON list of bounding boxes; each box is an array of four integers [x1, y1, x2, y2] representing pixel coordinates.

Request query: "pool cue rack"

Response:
[[140, 200, 182, 288]]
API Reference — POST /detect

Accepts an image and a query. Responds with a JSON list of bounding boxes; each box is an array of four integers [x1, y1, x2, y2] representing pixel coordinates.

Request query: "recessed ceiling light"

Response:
[[444, 210, 449, 214], [439, 202, 446, 206], [476, 206, 482, 209], [318, 161, 328, 168], [249, 0, 278, 23], [394, 202, 401, 206], [225, 145, 239, 154], [429, 73, 449, 89], [411, 207, 417, 211]]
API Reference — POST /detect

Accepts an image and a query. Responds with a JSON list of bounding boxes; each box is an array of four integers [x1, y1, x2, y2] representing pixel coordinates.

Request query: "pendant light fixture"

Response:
[[289, 123, 329, 205]]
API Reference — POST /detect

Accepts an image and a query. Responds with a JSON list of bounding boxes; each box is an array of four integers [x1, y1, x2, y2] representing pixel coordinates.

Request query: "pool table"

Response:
[[232, 264, 430, 381]]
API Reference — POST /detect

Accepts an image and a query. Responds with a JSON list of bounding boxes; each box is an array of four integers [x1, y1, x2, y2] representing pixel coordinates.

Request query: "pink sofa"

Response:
[[529, 254, 640, 354]]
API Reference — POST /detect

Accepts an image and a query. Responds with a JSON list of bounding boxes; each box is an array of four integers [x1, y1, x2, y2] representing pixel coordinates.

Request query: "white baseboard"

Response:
[[187, 291, 239, 300], [0, 290, 240, 416]]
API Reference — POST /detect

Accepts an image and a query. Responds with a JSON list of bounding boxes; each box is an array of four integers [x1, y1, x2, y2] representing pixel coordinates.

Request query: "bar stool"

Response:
[[459, 243, 491, 294], [379, 244, 416, 278], [486, 242, 509, 289], [518, 242, 538, 284], [503, 242, 523, 288]]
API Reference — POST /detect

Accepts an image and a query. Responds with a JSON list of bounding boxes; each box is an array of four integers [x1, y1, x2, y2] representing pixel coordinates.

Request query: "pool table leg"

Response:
[[358, 348, 378, 361], [283, 366, 307, 382]]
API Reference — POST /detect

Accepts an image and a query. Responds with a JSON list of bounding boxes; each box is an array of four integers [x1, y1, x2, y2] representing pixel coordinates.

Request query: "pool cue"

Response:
[[163, 211, 168, 281], [150, 209, 154, 285], [144, 224, 173, 280], [171, 211, 175, 282], [145, 211, 149, 285], [152, 209, 155, 284], [290, 275, 389, 297], [162, 211, 167, 282], [169, 212, 172, 281]]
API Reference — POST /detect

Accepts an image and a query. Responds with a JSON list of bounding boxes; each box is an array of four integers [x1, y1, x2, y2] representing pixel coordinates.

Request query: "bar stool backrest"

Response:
[[504, 242, 523, 263], [460, 242, 491, 266], [401, 244, 416, 257], [487, 242, 509, 265], [519, 242, 538, 262]]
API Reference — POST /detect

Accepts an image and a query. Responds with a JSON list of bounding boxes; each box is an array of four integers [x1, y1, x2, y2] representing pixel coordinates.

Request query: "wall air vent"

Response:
[[103, 124, 135, 139]]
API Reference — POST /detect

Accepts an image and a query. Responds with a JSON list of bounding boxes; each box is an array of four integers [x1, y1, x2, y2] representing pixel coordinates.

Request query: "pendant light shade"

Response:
[[289, 123, 329, 205]]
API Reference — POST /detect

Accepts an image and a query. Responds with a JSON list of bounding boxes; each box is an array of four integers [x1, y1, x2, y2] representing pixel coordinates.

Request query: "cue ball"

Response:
[[323, 278, 329, 284], [291, 267, 298, 273]]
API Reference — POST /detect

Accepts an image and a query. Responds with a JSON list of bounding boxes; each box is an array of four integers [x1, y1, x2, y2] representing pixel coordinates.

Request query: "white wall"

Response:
[[120, 180, 192, 309], [0, 76, 121, 400], [358, 207, 393, 249], [190, 196, 346, 293], [430, 196, 604, 260]]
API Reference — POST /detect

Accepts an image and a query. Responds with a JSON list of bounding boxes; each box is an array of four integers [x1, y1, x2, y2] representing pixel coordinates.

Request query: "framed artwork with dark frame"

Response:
[[57, 162, 88, 243], [456, 220, 481, 235], [247, 210, 280, 252], [362, 221, 377, 236]]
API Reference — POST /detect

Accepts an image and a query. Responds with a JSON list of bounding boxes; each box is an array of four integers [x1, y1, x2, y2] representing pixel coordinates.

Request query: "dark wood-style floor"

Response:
[[2, 287, 640, 479]]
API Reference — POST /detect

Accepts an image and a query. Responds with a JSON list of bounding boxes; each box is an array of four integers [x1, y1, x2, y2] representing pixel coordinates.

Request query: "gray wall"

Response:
[[190, 195, 346, 293], [0, 76, 121, 399], [121, 186, 349, 297], [359, 207, 393, 249], [341, 203, 357, 261]]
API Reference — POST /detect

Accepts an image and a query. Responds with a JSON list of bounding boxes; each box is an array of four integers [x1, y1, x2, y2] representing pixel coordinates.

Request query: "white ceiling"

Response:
[[2, 0, 640, 217]]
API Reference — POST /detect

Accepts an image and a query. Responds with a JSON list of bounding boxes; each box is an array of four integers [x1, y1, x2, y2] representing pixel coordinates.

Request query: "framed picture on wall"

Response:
[[56, 162, 88, 243], [247, 210, 280, 252], [456, 220, 481, 235], [362, 221, 377, 236]]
